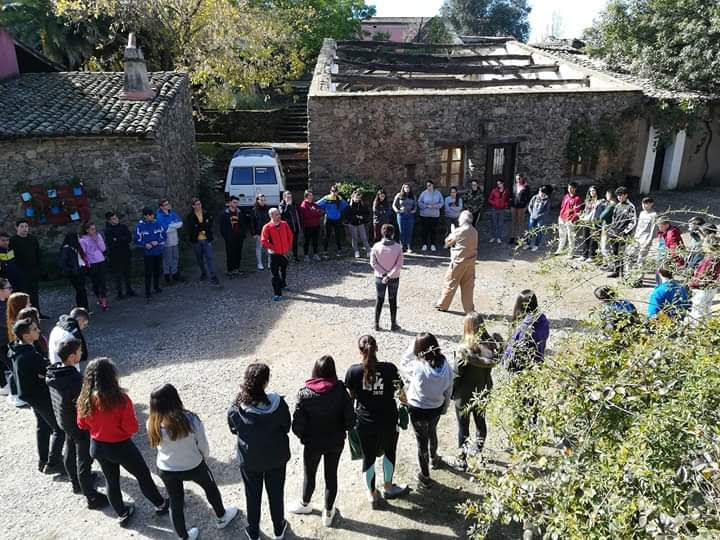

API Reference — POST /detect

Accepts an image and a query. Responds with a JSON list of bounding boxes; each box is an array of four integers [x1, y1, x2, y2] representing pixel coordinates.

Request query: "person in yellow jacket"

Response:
[[435, 210, 478, 314]]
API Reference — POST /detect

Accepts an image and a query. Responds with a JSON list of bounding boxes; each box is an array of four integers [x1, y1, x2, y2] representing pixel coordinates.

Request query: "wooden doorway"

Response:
[[484, 144, 516, 196]]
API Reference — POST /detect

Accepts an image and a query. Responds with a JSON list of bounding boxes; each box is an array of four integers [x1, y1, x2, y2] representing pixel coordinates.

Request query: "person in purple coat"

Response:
[[503, 290, 550, 373]]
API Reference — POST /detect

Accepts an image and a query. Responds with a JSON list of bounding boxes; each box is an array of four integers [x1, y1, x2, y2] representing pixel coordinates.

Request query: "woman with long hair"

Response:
[[79, 222, 109, 310], [344, 335, 409, 507], [5, 291, 30, 407], [251, 194, 271, 270], [392, 183, 417, 253], [453, 313, 502, 470], [503, 290, 550, 372], [228, 363, 290, 540], [509, 174, 530, 245], [58, 232, 89, 309], [370, 224, 404, 331], [578, 185, 600, 261], [289, 356, 354, 527], [77, 358, 168, 525], [345, 190, 372, 258], [148, 384, 238, 540], [372, 189, 394, 243], [400, 333, 453, 487], [17, 306, 48, 357]]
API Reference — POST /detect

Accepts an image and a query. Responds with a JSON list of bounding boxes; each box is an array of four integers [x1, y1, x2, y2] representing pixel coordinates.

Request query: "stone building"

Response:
[[0, 31, 198, 243], [308, 37, 719, 196]]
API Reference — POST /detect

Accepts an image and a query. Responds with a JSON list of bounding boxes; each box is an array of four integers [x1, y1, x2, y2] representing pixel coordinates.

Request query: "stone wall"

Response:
[[194, 109, 285, 142], [308, 90, 644, 196]]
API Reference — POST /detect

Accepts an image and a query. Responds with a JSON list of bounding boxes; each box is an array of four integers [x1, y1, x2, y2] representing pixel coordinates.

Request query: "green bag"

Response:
[[348, 428, 363, 461], [398, 405, 409, 430]]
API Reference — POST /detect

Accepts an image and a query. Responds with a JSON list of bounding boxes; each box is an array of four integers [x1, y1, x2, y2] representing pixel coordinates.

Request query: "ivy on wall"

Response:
[[642, 98, 711, 148], [566, 114, 620, 166]]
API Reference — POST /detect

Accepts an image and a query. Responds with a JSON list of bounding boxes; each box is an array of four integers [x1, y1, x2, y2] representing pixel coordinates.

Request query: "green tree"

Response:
[[440, 0, 531, 42], [585, 0, 720, 94], [415, 17, 452, 44]]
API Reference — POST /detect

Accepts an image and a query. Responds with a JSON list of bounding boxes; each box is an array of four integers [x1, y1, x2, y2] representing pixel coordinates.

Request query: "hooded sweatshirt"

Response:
[[48, 315, 87, 367], [400, 341, 453, 412], [46, 362, 84, 437], [9, 341, 50, 403], [452, 344, 497, 406], [135, 219, 167, 256], [370, 239, 403, 279], [227, 393, 290, 472], [156, 209, 183, 247], [418, 189, 444, 218], [527, 194, 551, 222], [150, 412, 209, 472], [292, 378, 354, 451]]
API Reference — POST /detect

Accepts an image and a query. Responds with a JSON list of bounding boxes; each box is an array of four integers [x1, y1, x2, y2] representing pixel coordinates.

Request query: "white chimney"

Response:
[[121, 33, 154, 100]]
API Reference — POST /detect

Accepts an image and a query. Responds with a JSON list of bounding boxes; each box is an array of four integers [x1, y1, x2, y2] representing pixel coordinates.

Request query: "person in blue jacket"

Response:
[[317, 185, 348, 257], [156, 199, 185, 285], [135, 207, 167, 301], [648, 267, 690, 320]]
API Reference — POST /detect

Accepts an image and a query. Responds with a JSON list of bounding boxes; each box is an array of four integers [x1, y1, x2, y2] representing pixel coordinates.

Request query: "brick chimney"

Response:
[[121, 33, 154, 100], [0, 29, 20, 81]]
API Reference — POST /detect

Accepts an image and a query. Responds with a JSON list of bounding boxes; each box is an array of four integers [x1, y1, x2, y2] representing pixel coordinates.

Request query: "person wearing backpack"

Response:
[[317, 185, 349, 257], [58, 232, 90, 309], [503, 290, 550, 372]]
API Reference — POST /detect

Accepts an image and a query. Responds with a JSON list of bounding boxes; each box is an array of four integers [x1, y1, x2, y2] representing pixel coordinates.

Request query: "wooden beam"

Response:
[[336, 39, 512, 50], [332, 73, 591, 90], [338, 59, 560, 75], [337, 48, 534, 64]]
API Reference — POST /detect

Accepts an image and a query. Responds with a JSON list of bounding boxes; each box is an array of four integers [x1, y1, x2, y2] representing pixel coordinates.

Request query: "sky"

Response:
[[371, 0, 609, 42]]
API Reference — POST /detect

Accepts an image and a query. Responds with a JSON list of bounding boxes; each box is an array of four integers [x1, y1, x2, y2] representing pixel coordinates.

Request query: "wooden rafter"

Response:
[[338, 59, 560, 75], [332, 73, 591, 90], [336, 48, 534, 64], [337, 38, 512, 49]]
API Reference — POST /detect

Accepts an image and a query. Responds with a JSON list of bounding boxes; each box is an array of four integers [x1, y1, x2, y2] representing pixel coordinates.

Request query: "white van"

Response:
[[224, 147, 286, 209]]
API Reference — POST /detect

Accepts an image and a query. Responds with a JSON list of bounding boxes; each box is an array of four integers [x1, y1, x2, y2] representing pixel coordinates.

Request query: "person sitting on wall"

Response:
[[435, 210, 478, 314]]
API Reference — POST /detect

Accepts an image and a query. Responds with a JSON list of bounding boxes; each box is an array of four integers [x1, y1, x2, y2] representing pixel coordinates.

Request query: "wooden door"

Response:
[[484, 144, 516, 196]]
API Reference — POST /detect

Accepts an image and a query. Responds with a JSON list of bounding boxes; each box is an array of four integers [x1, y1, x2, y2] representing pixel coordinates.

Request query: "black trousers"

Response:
[[64, 429, 95, 496], [455, 403, 486, 454], [68, 274, 89, 309], [90, 438, 164, 516], [225, 235, 245, 272], [304, 227, 320, 256], [88, 261, 107, 298], [28, 395, 65, 467], [270, 254, 288, 296], [159, 461, 225, 539], [290, 229, 300, 260], [358, 423, 399, 492], [302, 446, 343, 511], [375, 277, 399, 325], [110, 253, 133, 295], [420, 216, 439, 247], [580, 225, 599, 259], [409, 406, 442, 477], [324, 220, 344, 252], [18, 277, 40, 312], [240, 464, 286, 539], [143, 254, 163, 296]]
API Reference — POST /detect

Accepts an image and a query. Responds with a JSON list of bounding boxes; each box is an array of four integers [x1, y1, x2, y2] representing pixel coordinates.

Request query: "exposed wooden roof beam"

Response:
[[332, 73, 591, 90], [336, 48, 534, 64], [338, 59, 560, 75], [336, 39, 511, 50]]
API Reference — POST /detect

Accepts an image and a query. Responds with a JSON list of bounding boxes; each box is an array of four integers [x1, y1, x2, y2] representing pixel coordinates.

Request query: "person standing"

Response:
[[317, 185, 348, 257], [289, 356, 354, 527], [399, 333, 453, 488], [79, 222, 109, 311], [417, 181, 444, 252], [524, 185, 552, 251], [686, 217, 708, 270], [344, 335, 409, 507], [279, 191, 303, 263], [372, 189, 394, 243], [46, 338, 109, 508], [487, 180, 510, 244], [299, 190, 323, 261], [147, 384, 239, 540], [577, 186, 601, 261], [0, 231, 23, 289], [628, 197, 657, 287], [104, 212, 136, 299], [463, 180, 484, 228], [135, 208, 167, 300], [251, 195, 271, 270], [503, 290, 550, 372], [261, 208, 294, 302], [606, 187, 637, 278], [509, 174, 531, 245], [555, 182, 582, 257], [345, 190, 372, 259], [220, 196, 248, 276], [435, 210, 478, 314], [9, 318, 66, 474], [370, 224, 404, 331], [58, 233, 90, 310], [392, 184, 417, 253], [48, 307, 90, 367], [0, 279, 12, 397], [77, 358, 169, 525], [648, 267, 690, 320], [10, 219, 46, 318], [689, 234, 720, 322], [186, 198, 220, 285], [443, 187, 463, 235], [228, 363, 290, 540], [156, 200, 185, 285]]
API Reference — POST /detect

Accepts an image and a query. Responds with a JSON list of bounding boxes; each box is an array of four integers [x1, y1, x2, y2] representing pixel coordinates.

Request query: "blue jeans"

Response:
[[397, 213, 415, 249], [490, 208, 506, 239], [192, 240, 217, 279], [528, 217, 546, 247]]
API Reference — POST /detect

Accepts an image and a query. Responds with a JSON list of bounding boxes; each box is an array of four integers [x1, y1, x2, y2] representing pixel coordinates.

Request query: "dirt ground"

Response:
[[1, 186, 718, 540]]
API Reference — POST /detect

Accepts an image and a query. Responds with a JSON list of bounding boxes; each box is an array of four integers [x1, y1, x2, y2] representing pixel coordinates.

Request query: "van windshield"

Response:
[[231, 167, 253, 185], [254, 167, 277, 185]]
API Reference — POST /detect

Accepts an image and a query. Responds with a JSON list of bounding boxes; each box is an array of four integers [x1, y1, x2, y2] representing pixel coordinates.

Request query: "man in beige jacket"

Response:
[[436, 210, 478, 314]]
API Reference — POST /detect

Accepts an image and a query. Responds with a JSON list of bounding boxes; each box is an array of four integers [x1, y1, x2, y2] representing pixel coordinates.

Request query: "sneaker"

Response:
[[116, 293, 126, 300], [430, 244, 437, 252], [417, 472, 432, 488], [215, 505, 239, 529], [496, 238, 502, 243], [289, 501, 313, 515], [118, 502, 135, 527], [39, 313, 50, 321], [453, 454, 468, 471], [367, 490, 381, 510], [200, 273, 208, 281], [210, 277, 220, 285], [43, 462, 66, 475], [257, 263, 264, 270], [336, 250, 343, 257], [272, 295, 282, 302], [531, 246, 539, 252], [407, 248, 413, 254], [606, 272, 620, 278], [374, 322, 381, 331], [154, 287, 162, 294], [272, 519, 288, 540], [244, 527, 260, 540], [313, 254, 321, 261], [431, 455, 444, 470], [155, 498, 170, 515], [421, 244, 428, 251], [126, 289, 137, 297], [87, 492, 109, 510], [522, 244, 531, 250], [323, 507, 337, 527], [7, 394, 28, 407], [382, 484, 410, 499], [391, 323, 401, 332], [187, 527, 199, 540], [0, 383, 9, 396], [304, 255, 310, 262], [354, 250, 360, 258]]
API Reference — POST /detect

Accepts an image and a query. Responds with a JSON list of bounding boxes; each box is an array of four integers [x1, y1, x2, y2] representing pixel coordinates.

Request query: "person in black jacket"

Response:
[[104, 212, 136, 299], [250, 195, 271, 270], [10, 219, 46, 318], [58, 232, 90, 310], [10, 318, 65, 474], [186, 198, 220, 284], [228, 363, 290, 540], [279, 191, 303, 263], [219, 196, 248, 276], [345, 191, 372, 259], [509, 174, 531, 245], [46, 338, 109, 508], [48, 308, 90, 366], [289, 356, 354, 527]]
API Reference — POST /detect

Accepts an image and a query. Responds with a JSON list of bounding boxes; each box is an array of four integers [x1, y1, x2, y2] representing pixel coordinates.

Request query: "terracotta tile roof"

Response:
[[0, 71, 187, 139]]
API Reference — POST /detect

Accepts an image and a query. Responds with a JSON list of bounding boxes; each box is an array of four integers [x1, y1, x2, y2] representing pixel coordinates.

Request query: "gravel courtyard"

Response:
[[1, 186, 718, 540]]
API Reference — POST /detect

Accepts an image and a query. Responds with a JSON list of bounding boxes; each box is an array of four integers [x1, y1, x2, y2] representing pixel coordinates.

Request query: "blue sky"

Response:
[[371, 0, 609, 42]]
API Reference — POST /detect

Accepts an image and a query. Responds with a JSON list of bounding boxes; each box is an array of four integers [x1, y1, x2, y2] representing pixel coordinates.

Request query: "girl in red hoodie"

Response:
[[488, 180, 510, 243], [77, 358, 168, 525]]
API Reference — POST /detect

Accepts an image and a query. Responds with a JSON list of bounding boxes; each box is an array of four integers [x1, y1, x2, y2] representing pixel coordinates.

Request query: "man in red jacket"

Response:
[[555, 181, 582, 258], [261, 208, 294, 301]]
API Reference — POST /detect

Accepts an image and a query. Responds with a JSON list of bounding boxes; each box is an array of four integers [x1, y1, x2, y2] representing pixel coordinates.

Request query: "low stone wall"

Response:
[[194, 109, 285, 142]]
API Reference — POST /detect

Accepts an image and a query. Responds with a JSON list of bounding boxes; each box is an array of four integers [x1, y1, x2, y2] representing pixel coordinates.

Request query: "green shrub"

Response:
[[335, 178, 379, 201]]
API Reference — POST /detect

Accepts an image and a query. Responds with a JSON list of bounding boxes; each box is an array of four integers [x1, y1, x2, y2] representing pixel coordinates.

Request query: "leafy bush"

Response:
[[335, 178, 379, 201]]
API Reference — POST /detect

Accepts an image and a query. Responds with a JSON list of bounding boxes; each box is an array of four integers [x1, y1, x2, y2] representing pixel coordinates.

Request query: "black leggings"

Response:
[[580, 225, 599, 259], [143, 254, 163, 295], [68, 274, 89, 309], [358, 423, 399, 493], [90, 438, 164, 516], [324, 220, 344, 252], [420, 216, 439, 247], [28, 396, 65, 467], [304, 227, 320, 256], [159, 461, 225, 539], [409, 406, 442, 477], [375, 277, 399, 324], [301, 446, 343, 511]]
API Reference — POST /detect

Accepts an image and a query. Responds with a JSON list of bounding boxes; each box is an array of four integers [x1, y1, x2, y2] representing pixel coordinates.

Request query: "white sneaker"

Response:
[[489, 238, 495, 243], [215, 505, 239, 529], [303, 255, 310, 262], [288, 501, 312, 515], [0, 383, 9, 396], [354, 250, 360, 258], [430, 245, 437, 252], [531, 246, 539, 252], [496, 238, 502, 243], [187, 527, 199, 540], [323, 507, 337, 527], [421, 244, 428, 251], [522, 244, 531, 251], [407, 248, 413, 254], [257, 263, 264, 270], [7, 394, 27, 407], [313, 254, 321, 261]]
